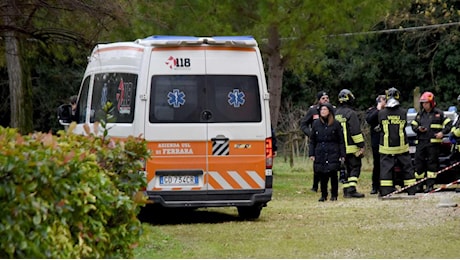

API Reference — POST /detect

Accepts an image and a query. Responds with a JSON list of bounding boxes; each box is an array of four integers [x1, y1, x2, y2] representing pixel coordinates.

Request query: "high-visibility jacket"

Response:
[[450, 112, 460, 138], [378, 106, 409, 154], [411, 108, 452, 143], [335, 105, 364, 154]]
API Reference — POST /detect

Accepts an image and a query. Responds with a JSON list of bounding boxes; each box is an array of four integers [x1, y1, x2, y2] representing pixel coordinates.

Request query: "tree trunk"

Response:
[[266, 24, 284, 127], [3, 1, 34, 134]]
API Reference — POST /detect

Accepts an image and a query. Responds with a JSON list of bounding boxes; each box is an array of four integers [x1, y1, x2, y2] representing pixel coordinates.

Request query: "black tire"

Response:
[[237, 205, 262, 219]]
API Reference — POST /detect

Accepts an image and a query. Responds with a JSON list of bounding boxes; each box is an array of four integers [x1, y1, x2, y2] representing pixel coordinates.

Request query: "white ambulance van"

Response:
[[58, 35, 274, 219]]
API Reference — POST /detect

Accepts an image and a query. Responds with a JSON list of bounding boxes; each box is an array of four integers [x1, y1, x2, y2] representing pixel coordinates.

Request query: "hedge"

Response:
[[0, 122, 150, 258]]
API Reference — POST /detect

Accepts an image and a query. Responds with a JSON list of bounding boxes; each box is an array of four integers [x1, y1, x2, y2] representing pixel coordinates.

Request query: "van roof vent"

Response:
[[135, 35, 257, 47]]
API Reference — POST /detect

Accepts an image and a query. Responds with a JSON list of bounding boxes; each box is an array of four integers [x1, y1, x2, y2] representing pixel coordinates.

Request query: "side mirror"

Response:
[[57, 104, 73, 125]]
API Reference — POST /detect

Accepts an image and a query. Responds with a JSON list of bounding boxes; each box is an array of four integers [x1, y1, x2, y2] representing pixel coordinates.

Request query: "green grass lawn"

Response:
[[134, 157, 460, 258]]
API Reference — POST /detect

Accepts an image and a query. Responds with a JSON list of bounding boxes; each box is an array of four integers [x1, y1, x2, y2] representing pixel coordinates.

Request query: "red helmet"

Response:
[[419, 91, 436, 108]]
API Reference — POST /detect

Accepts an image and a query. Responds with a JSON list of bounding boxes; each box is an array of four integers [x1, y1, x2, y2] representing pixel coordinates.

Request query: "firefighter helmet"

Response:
[[338, 89, 355, 104], [419, 91, 436, 108], [386, 87, 400, 101], [385, 87, 400, 108]]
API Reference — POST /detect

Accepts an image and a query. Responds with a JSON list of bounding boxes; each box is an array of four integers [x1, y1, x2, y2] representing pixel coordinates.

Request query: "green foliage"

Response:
[[0, 121, 149, 258], [283, 0, 460, 111]]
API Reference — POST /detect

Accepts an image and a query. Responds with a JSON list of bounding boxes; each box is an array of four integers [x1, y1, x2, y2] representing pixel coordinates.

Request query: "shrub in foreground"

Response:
[[0, 124, 149, 258]]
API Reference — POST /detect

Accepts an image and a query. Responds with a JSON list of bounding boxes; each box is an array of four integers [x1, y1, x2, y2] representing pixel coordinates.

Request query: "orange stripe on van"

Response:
[[94, 46, 144, 54], [152, 46, 255, 52]]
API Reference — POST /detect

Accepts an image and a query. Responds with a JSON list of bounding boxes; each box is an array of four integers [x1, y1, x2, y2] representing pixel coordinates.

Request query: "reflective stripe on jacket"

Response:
[[411, 108, 452, 143], [378, 106, 409, 154], [335, 105, 364, 154]]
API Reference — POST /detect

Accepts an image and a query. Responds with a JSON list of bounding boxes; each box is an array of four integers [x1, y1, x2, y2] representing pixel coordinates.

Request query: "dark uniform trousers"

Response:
[[343, 153, 362, 192], [371, 141, 380, 191], [414, 140, 440, 184], [380, 152, 415, 195]]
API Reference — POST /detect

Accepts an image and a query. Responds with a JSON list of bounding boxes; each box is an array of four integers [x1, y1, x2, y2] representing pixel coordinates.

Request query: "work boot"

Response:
[[424, 179, 435, 193], [407, 186, 417, 196], [379, 187, 396, 197], [370, 186, 379, 195], [347, 187, 365, 198], [415, 183, 424, 193], [318, 197, 326, 202]]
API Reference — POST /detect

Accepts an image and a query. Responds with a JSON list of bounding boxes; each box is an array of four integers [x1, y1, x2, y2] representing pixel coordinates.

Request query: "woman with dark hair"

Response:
[[300, 91, 331, 192], [309, 103, 346, 201]]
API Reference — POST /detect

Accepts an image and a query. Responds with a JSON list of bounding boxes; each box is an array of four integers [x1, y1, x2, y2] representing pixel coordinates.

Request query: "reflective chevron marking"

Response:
[[212, 140, 229, 155], [208, 170, 264, 190], [148, 170, 264, 191]]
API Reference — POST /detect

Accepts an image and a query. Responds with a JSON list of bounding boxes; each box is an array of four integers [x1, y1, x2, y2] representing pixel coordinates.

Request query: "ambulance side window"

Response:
[[90, 73, 138, 123], [76, 76, 90, 123], [208, 75, 261, 123]]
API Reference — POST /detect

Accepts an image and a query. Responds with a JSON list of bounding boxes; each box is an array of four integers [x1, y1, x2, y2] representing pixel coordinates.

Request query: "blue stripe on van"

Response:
[[144, 35, 200, 40], [143, 35, 255, 41]]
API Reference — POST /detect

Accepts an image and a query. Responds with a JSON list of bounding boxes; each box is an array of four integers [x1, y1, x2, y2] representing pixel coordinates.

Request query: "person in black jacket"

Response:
[[365, 94, 386, 195], [309, 102, 346, 202], [411, 91, 452, 192], [301, 90, 331, 192]]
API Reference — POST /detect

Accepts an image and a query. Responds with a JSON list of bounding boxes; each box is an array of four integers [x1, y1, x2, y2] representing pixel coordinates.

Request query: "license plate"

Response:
[[160, 175, 198, 185]]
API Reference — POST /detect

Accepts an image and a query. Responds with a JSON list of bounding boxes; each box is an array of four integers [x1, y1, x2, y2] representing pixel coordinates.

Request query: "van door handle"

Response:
[[211, 135, 229, 143], [201, 110, 212, 121]]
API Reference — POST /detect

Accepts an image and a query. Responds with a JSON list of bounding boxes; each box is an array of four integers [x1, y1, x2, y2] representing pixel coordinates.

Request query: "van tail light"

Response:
[[265, 137, 273, 188], [266, 137, 273, 169]]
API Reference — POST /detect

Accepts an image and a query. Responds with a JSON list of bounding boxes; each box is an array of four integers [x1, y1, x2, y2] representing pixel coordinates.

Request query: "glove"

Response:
[[449, 133, 457, 145], [355, 148, 365, 158]]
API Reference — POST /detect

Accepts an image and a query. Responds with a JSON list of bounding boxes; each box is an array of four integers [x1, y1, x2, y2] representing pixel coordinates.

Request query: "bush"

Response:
[[0, 123, 150, 258]]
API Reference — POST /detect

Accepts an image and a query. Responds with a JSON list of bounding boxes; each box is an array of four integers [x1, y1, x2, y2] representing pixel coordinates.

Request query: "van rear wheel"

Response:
[[237, 205, 262, 219]]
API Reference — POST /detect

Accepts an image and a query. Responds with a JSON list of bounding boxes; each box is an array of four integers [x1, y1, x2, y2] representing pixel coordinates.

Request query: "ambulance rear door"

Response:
[[204, 42, 267, 196], [144, 43, 209, 196]]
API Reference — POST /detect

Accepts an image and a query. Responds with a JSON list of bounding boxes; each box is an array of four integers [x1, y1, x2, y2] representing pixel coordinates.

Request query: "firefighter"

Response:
[[335, 89, 365, 198], [448, 95, 460, 161], [300, 91, 331, 192], [411, 91, 452, 192], [378, 87, 417, 196], [449, 94, 460, 140]]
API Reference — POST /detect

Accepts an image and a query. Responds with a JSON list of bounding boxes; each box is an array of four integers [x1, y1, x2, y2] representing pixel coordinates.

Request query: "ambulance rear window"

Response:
[[149, 75, 261, 123]]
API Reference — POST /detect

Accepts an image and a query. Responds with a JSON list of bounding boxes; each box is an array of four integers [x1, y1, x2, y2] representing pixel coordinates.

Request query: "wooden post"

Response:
[[413, 87, 420, 112]]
